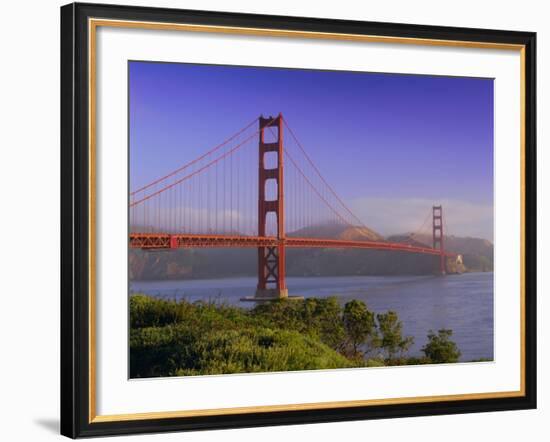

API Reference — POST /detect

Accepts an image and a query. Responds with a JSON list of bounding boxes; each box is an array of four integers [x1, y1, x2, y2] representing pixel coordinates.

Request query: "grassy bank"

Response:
[[130, 294, 462, 378]]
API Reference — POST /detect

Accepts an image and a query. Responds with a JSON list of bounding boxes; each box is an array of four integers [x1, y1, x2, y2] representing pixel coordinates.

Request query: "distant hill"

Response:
[[288, 224, 384, 242], [388, 233, 493, 256], [387, 233, 493, 273]]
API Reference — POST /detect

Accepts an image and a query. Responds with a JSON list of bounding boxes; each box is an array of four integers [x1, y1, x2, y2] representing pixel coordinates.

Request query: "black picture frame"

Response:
[[61, 2, 537, 438]]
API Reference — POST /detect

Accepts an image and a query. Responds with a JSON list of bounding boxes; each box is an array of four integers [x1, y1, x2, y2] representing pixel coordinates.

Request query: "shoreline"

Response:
[[129, 273, 494, 363]]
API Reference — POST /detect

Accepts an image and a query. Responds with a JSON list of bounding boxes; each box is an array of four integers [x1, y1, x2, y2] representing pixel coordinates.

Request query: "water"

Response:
[[130, 273, 494, 362]]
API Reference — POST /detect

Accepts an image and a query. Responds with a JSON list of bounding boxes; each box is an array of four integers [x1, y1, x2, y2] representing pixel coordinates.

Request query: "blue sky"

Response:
[[129, 61, 494, 241]]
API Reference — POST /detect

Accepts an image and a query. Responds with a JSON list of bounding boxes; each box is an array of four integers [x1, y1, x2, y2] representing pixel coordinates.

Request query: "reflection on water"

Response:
[[130, 272, 494, 362]]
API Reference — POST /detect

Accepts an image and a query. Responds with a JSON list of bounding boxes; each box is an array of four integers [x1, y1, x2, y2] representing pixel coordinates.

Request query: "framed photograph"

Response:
[[60, 2, 536, 438]]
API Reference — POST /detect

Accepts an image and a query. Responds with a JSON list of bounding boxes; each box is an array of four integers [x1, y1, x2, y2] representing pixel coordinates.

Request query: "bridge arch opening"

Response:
[[264, 178, 278, 202], [263, 151, 278, 169], [264, 211, 278, 237], [262, 126, 279, 144]]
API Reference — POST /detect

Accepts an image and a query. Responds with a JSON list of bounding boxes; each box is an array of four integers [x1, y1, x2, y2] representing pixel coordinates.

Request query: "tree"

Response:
[[306, 297, 346, 350], [422, 329, 461, 363], [342, 300, 378, 357], [376, 311, 414, 361]]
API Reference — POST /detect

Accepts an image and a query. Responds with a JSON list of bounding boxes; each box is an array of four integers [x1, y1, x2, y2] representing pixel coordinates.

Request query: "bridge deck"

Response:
[[129, 233, 455, 257]]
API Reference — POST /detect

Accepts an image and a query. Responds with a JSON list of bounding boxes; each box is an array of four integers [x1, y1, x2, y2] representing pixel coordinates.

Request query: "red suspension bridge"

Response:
[[130, 114, 456, 300]]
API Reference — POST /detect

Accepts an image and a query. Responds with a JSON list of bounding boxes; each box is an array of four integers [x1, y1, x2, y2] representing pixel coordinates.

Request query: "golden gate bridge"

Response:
[[130, 114, 455, 300]]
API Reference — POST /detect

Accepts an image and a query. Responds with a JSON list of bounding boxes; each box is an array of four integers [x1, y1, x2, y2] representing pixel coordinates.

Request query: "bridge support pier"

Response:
[[256, 245, 288, 299]]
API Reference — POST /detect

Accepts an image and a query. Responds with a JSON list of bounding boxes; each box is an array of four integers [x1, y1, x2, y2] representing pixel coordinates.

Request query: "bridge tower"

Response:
[[432, 205, 446, 275], [255, 114, 289, 299]]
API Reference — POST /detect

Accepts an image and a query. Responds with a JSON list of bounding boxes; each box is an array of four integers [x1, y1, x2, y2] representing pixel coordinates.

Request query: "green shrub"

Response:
[[365, 358, 385, 367], [421, 329, 461, 363], [376, 311, 414, 361], [131, 324, 355, 377], [342, 299, 379, 357], [129, 294, 461, 376], [251, 297, 346, 349]]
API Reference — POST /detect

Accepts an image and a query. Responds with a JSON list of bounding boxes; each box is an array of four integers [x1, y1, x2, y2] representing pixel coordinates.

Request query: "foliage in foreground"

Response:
[[422, 329, 462, 363], [130, 294, 464, 378]]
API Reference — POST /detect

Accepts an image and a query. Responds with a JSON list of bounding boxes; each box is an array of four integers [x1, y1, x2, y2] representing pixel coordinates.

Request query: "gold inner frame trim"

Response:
[[88, 17, 527, 424]]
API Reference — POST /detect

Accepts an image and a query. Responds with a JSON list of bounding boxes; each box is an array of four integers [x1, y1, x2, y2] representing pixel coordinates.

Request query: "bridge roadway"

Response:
[[129, 233, 456, 257]]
